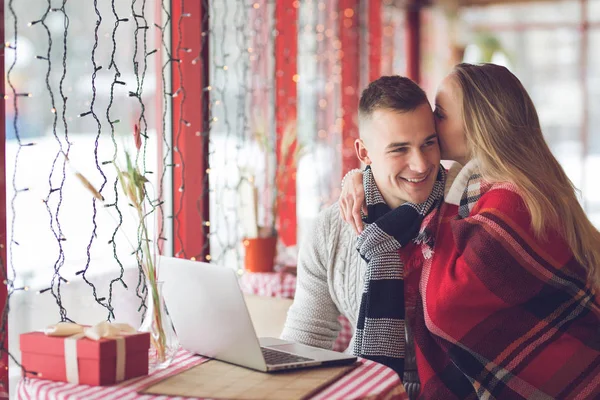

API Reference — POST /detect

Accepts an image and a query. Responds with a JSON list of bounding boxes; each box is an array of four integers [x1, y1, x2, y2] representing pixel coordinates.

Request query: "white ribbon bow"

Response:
[[45, 321, 137, 384]]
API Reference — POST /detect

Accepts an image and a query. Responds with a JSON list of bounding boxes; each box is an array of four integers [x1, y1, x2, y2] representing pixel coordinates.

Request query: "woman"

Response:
[[341, 63, 600, 399]]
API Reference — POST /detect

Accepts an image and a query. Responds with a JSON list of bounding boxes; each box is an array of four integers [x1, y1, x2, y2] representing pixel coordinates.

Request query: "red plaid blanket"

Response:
[[408, 184, 600, 399]]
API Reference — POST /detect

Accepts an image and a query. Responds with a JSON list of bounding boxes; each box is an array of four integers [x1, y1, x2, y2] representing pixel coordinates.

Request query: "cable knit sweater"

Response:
[[281, 162, 461, 354], [281, 201, 366, 351]]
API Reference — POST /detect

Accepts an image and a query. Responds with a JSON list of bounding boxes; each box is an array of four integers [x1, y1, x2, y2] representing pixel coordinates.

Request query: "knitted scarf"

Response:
[[353, 165, 446, 377]]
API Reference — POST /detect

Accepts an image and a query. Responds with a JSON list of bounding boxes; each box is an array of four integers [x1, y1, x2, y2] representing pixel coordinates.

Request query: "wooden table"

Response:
[[17, 349, 407, 400]]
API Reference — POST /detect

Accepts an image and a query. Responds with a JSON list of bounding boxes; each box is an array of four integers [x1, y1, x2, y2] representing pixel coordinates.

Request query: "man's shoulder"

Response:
[[314, 202, 343, 225], [306, 202, 355, 245]]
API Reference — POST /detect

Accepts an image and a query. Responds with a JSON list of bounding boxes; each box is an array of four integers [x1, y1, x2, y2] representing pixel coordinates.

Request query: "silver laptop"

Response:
[[160, 256, 357, 372]]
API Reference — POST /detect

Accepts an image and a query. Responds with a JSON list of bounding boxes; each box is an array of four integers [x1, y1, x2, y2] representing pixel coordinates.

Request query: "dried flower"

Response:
[[75, 172, 104, 201], [133, 124, 142, 150], [75, 128, 169, 362]]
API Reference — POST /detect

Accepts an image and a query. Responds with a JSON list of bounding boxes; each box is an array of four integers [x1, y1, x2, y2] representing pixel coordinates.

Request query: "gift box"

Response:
[[20, 327, 150, 386]]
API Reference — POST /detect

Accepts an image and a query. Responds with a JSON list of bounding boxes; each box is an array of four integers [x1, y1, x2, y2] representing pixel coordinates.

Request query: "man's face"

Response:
[[355, 103, 440, 208]]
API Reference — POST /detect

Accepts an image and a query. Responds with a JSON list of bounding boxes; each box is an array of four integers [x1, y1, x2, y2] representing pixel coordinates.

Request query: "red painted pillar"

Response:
[[339, 0, 361, 175], [274, 0, 298, 247], [368, 0, 382, 83], [171, 1, 210, 260], [406, 1, 421, 83], [0, 0, 8, 393]]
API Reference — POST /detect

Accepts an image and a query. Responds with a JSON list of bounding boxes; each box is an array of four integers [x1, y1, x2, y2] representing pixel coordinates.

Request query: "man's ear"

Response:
[[355, 138, 371, 165]]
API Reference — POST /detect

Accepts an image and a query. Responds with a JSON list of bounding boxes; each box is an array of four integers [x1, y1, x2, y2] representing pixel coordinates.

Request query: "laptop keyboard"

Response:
[[261, 347, 315, 365]]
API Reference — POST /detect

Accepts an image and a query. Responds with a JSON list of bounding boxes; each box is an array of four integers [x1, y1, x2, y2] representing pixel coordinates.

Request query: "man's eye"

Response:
[[391, 147, 408, 153], [424, 139, 437, 147]]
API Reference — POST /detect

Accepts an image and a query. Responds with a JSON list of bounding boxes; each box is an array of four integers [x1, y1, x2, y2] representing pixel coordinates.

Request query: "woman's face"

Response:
[[434, 75, 469, 165]]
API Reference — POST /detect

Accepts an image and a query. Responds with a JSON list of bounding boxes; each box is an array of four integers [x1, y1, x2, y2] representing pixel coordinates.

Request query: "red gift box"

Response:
[[20, 330, 150, 386]]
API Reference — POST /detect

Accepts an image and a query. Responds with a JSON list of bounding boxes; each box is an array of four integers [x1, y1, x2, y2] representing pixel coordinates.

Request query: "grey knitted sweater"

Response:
[[281, 202, 366, 351]]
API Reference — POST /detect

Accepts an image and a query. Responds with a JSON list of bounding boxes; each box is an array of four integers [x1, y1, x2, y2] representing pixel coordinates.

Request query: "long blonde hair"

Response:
[[452, 63, 600, 287]]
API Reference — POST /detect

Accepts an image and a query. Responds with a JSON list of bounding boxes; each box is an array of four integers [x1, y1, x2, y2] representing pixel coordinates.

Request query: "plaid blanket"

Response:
[[412, 165, 600, 399]]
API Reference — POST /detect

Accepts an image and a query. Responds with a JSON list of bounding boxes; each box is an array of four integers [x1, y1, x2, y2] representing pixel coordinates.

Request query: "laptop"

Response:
[[160, 256, 357, 372]]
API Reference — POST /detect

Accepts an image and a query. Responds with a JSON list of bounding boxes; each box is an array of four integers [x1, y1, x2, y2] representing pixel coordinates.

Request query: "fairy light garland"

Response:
[[4, 0, 41, 381], [209, 0, 231, 266], [230, 0, 251, 271], [7, 0, 26, 307], [132, 0, 151, 174], [103, 0, 130, 319], [320, 0, 343, 205], [35, 0, 72, 322], [76, 0, 116, 319], [130, 0, 152, 316], [16, 0, 169, 324], [194, 0, 212, 263], [155, 0, 173, 271], [171, 0, 189, 259]]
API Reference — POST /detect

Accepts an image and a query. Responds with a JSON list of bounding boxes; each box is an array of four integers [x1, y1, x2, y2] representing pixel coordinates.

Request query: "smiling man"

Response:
[[281, 76, 453, 399], [354, 77, 440, 208]]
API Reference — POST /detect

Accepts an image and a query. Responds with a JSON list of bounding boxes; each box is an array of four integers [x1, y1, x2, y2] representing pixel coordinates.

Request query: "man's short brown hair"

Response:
[[359, 75, 428, 120]]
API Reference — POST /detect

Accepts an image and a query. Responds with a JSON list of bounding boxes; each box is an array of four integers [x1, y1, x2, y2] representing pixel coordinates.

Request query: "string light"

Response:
[[0, 0, 37, 374], [155, 0, 174, 278], [169, 0, 205, 260]]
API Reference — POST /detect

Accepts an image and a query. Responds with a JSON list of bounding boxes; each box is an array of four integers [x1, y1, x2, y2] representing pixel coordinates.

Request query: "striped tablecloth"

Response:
[[239, 271, 353, 352], [17, 349, 407, 400]]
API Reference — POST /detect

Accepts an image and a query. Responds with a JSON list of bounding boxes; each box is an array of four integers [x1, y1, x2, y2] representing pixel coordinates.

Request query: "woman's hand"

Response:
[[339, 170, 367, 235]]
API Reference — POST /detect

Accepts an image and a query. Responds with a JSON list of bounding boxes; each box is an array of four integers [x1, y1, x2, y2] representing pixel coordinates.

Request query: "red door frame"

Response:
[[170, 0, 210, 261], [339, 0, 361, 175], [274, 0, 298, 247]]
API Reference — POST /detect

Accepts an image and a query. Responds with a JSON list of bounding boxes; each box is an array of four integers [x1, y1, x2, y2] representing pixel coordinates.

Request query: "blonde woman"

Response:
[[341, 63, 600, 399]]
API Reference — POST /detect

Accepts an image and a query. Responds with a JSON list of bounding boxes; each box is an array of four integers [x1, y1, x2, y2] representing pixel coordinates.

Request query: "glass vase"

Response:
[[139, 281, 179, 371]]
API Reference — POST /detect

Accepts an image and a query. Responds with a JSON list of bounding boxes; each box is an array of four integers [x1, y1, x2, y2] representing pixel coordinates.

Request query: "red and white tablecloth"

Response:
[[239, 271, 353, 352], [17, 349, 407, 400]]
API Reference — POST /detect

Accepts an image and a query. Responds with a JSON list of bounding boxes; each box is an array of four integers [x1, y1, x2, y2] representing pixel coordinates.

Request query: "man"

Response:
[[281, 76, 452, 398]]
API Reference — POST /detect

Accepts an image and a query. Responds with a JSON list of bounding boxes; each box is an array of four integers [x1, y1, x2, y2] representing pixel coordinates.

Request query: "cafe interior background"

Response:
[[2, 0, 599, 396]]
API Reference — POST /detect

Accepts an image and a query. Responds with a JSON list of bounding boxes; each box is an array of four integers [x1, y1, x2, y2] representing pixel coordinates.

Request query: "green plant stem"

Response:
[[138, 207, 167, 362]]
